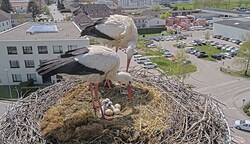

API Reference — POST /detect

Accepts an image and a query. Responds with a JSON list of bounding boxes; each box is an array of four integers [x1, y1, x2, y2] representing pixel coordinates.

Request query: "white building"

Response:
[[0, 10, 12, 33], [133, 15, 165, 28], [10, 0, 29, 13], [117, 0, 153, 8], [0, 22, 89, 85], [213, 17, 250, 40]]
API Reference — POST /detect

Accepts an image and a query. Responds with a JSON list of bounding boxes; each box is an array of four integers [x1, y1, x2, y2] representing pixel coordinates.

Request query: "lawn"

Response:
[[142, 49, 164, 56], [195, 45, 222, 61], [221, 68, 250, 78], [173, 0, 250, 10], [137, 40, 146, 49], [151, 57, 197, 75], [139, 33, 162, 38], [0, 86, 19, 99]]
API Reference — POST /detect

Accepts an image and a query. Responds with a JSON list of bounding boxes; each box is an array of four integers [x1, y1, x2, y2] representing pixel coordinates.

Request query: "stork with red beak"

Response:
[[36, 46, 133, 119], [80, 14, 138, 72]]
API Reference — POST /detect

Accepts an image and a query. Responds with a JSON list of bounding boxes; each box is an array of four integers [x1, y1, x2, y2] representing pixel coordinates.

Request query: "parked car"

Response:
[[195, 51, 205, 56], [211, 54, 223, 60], [197, 53, 208, 58], [216, 44, 223, 49], [133, 54, 143, 61], [234, 120, 250, 131], [147, 44, 157, 48], [133, 50, 138, 55], [137, 57, 150, 64], [185, 47, 196, 53], [143, 62, 157, 69], [163, 52, 174, 58], [222, 53, 232, 59]]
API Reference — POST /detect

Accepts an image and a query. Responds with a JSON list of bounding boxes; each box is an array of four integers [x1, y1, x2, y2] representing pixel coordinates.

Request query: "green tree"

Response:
[[152, 6, 161, 12], [160, 12, 172, 19], [17, 15, 25, 25], [204, 31, 211, 40], [27, 1, 39, 20], [175, 50, 190, 82], [238, 39, 250, 75], [0, 0, 12, 13]]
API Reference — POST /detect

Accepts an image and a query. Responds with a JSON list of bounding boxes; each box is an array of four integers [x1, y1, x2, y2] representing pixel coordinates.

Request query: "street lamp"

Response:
[[5, 69, 12, 99]]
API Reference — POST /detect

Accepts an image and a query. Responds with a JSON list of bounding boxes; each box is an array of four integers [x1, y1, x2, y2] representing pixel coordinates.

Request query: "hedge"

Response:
[[138, 27, 167, 35]]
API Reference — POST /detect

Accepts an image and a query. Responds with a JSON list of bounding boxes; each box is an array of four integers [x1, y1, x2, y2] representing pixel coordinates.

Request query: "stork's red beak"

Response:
[[126, 58, 131, 72], [127, 84, 132, 100]]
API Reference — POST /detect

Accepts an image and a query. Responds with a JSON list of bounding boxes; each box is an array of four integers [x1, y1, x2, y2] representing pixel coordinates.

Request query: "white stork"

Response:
[[80, 14, 138, 72], [36, 45, 133, 119]]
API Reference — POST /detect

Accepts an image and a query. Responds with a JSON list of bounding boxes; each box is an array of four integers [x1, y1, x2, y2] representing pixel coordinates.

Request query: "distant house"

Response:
[[72, 4, 122, 21], [11, 13, 33, 27], [69, 3, 82, 13], [141, 9, 160, 18], [10, 0, 29, 13], [73, 12, 93, 30], [132, 15, 165, 28], [0, 10, 12, 33]]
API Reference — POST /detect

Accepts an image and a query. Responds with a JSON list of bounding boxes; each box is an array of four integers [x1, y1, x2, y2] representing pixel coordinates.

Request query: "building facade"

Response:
[[0, 10, 12, 32], [11, 13, 33, 27], [0, 22, 89, 85], [133, 16, 165, 28]]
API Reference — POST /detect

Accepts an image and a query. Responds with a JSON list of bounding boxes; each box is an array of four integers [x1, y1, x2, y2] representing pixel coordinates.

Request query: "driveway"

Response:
[[48, 4, 65, 22], [159, 31, 250, 143]]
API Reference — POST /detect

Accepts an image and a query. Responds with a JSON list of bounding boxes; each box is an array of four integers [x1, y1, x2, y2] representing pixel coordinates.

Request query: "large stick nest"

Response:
[[0, 68, 231, 143]]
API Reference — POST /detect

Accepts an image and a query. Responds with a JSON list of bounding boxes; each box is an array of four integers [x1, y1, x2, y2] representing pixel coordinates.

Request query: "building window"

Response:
[[22, 46, 33, 54], [7, 46, 17, 54], [6, 21, 8, 25], [9, 60, 20, 68], [68, 45, 77, 51], [27, 73, 37, 82], [39, 60, 47, 64], [2, 23, 4, 26], [24, 60, 35, 68], [157, 21, 159, 24], [38, 46, 48, 54], [53, 45, 63, 54], [12, 74, 22, 82]]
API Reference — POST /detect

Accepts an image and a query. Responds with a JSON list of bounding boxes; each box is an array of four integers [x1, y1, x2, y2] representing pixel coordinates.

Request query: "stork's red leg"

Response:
[[104, 79, 111, 89], [94, 84, 106, 119], [89, 83, 97, 110]]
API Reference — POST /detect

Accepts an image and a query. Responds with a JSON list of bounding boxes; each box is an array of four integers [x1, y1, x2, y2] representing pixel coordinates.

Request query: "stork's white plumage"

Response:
[[80, 14, 138, 71], [36, 45, 133, 119]]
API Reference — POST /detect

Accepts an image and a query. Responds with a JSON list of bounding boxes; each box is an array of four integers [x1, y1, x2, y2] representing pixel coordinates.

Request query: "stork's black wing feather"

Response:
[[80, 18, 115, 40], [36, 47, 105, 77], [60, 47, 89, 58]]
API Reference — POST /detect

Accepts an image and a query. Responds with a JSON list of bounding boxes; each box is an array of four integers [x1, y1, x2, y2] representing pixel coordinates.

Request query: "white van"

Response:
[[234, 120, 250, 131], [137, 57, 150, 64]]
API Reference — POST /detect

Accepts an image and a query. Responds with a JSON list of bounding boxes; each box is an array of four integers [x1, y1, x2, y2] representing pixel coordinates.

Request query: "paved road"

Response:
[[48, 4, 65, 22], [159, 31, 250, 143]]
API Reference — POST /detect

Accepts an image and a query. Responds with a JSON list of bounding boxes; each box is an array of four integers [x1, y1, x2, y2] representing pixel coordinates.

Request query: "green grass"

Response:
[[142, 49, 164, 56], [221, 68, 250, 78], [151, 57, 197, 75], [195, 45, 222, 61], [0, 86, 19, 99], [137, 40, 146, 49], [173, 3, 194, 10], [139, 33, 162, 38], [173, 0, 250, 10]]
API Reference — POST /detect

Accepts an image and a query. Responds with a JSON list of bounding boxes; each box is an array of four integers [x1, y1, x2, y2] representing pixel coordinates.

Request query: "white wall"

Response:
[[0, 19, 12, 32], [148, 18, 165, 27], [0, 39, 89, 85], [213, 23, 250, 40]]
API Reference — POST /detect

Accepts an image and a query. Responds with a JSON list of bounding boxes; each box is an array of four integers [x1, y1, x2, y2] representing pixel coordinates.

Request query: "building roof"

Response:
[[191, 12, 220, 18], [69, 3, 81, 8], [11, 13, 32, 19], [82, 4, 113, 18], [0, 22, 85, 41], [214, 19, 250, 30], [141, 9, 159, 17], [73, 12, 93, 29], [0, 10, 10, 22]]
